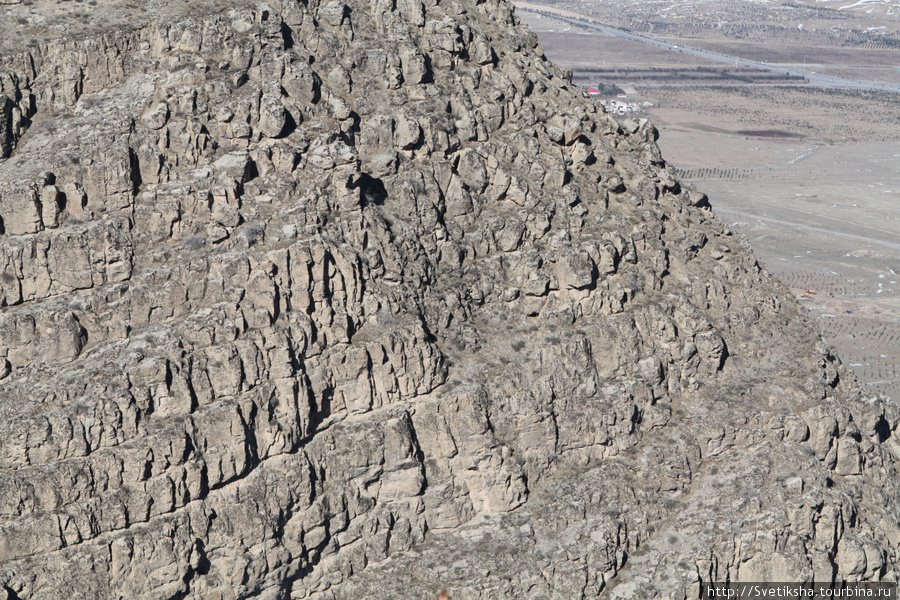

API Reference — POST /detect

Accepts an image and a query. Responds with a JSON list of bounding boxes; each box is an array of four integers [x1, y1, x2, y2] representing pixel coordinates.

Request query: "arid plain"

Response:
[[518, 0, 900, 402]]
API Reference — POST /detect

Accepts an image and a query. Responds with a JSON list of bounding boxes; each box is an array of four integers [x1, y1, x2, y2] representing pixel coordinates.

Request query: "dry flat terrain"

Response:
[[663, 130, 900, 402], [654, 89, 900, 402], [518, 3, 900, 402]]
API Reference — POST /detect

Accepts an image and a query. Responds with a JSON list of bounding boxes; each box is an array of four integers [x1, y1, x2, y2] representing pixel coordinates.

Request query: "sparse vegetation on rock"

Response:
[[0, 0, 899, 598]]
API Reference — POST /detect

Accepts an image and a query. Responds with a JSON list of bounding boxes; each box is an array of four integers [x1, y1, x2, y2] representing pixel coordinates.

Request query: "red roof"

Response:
[[586, 87, 601, 93]]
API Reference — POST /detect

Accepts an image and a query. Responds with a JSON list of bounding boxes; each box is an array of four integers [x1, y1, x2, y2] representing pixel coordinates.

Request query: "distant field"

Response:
[[533, 0, 900, 37], [573, 66, 806, 86], [521, 14, 722, 70], [521, 0, 900, 86], [649, 86, 900, 142], [663, 40, 900, 83], [517, 4, 900, 402], [657, 125, 900, 403]]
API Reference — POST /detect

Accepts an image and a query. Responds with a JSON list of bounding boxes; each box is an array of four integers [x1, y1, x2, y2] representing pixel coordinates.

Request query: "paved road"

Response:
[[514, 2, 900, 95]]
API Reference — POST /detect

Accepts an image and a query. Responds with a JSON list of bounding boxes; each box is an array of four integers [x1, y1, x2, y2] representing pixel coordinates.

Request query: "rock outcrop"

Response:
[[1, 0, 899, 598]]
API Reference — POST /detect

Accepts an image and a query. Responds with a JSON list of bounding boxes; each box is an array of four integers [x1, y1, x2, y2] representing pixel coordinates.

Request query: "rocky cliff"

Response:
[[0, 0, 899, 598]]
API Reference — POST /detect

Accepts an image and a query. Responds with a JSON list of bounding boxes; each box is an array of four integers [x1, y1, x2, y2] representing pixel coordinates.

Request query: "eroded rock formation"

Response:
[[0, 0, 899, 598]]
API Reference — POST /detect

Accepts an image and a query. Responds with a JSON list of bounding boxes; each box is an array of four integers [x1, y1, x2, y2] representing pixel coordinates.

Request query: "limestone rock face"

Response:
[[1, 0, 900, 599]]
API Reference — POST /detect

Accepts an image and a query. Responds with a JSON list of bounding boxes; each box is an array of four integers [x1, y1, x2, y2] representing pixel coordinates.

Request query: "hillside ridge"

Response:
[[0, 0, 899, 598]]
